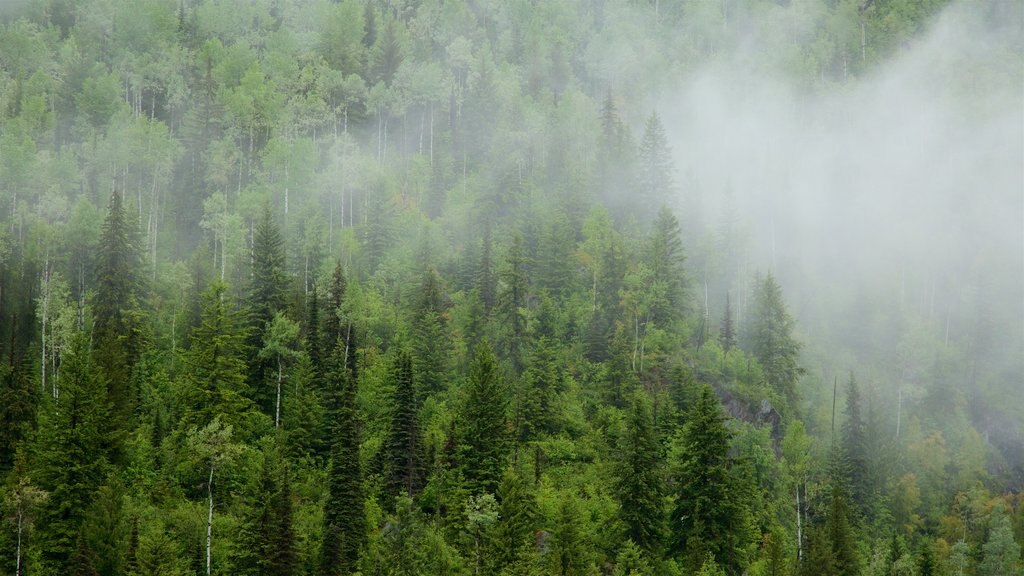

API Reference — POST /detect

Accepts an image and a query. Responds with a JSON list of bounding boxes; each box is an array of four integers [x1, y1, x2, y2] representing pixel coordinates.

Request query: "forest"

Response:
[[0, 0, 1022, 574]]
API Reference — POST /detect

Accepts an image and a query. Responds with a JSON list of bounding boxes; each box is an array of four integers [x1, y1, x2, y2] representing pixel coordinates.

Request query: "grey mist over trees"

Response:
[[647, 2, 1022, 464]]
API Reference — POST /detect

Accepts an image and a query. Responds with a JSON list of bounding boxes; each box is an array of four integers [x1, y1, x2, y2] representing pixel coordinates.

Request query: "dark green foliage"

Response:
[[720, 292, 736, 353], [671, 386, 750, 573], [181, 281, 252, 430], [551, 496, 590, 576], [322, 353, 363, 576], [918, 540, 937, 576], [842, 373, 871, 518], [799, 525, 837, 576], [34, 334, 111, 573], [250, 204, 287, 329], [647, 207, 688, 325], [490, 469, 537, 574], [638, 112, 673, 217], [412, 270, 449, 398], [616, 391, 665, 556], [825, 465, 860, 576], [235, 447, 296, 576], [748, 273, 803, 410], [71, 532, 100, 576], [497, 235, 528, 372], [0, 353, 35, 472], [459, 342, 508, 494], [517, 336, 562, 442], [385, 352, 421, 498], [92, 191, 146, 433]]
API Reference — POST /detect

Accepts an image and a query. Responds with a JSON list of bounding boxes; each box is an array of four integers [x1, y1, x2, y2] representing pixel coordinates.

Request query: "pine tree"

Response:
[[0, 350, 35, 472], [235, 447, 297, 576], [322, 350, 363, 575], [34, 334, 111, 573], [385, 352, 421, 498], [459, 342, 508, 494], [305, 285, 323, 382], [616, 391, 665, 556], [826, 453, 860, 576], [748, 273, 803, 411], [518, 336, 561, 442], [182, 281, 252, 430], [412, 270, 449, 399], [613, 539, 652, 576], [671, 386, 749, 573], [92, 190, 146, 434], [70, 532, 100, 576], [551, 496, 590, 576]]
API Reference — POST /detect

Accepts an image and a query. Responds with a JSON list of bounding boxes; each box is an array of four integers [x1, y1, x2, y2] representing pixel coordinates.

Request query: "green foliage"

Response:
[[747, 273, 803, 412], [616, 391, 665, 555], [384, 352, 421, 498], [459, 342, 509, 495]]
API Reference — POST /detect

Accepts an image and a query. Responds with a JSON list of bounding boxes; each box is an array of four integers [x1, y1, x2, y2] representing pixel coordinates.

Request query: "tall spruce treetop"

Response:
[[385, 352, 421, 498], [749, 273, 803, 411], [672, 385, 749, 573], [616, 391, 665, 556], [92, 190, 145, 428], [459, 342, 509, 494], [250, 204, 287, 330], [638, 111, 674, 216], [183, 281, 252, 430], [322, 346, 363, 576], [647, 206, 688, 325], [842, 373, 870, 516]]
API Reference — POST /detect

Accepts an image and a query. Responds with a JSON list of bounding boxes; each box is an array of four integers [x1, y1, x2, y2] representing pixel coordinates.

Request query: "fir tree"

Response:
[[459, 342, 508, 494], [92, 190, 146, 434], [412, 270, 449, 399], [34, 334, 111, 573], [748, 273, 803, 411], [322, 350, 363, 575], [637, 112, 674, 217], [497, 235, 528, 373], [0, 350, 35, 472], [518, 336, 561, 442], [826, 453, 860, 576], [384, 352, 421, 498], [182, 281, 252, 430], [842, 372, 870, 517], [489, 469, 537, 574], [647, 206, 688, 325], [978, 506, 1021, 576], [671, 386, 749, 573], [616, 391, 665, 556], [720, 292, 736, 353], [249, 204, 287, 413]]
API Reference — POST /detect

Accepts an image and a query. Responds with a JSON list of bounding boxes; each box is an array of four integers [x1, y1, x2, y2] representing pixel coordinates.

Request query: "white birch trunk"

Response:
[[207, 464, 214, 576], [275, 355, 282, 428]]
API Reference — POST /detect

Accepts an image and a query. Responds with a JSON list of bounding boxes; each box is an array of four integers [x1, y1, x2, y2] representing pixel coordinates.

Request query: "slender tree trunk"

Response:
[[796, 484, 802, 562], [207, 463, 214, 576], [16, 510, 22, 576], [275, 355, 283, 428]]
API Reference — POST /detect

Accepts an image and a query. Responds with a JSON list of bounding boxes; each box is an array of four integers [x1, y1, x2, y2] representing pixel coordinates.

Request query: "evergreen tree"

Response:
[[384, 352, 421, 498], [181, 281, 252, 430], [551, 496, 590, 576], [825, 457, 860, 576], [459, 342, 508, 494], [478, 225, 496, 314], [918, 540, 938, 576], [518, 336, 561, 442], [249, 204, 287, 413], [34, 334, 111, 573], [0, 351, 35, 472], [616, 391, 665, 556], [613, 539, 652, 576], [489, 469, 537, 574], [322, 350, 363, 575], [842, 372, 870, 517], [637, 112, 673, 218], [412, 270, 449, 398], [798, 525, 838, 576], [978, 506, 1021, 576], [671, 386, 749, 573], [235, 447, 296, 576], [720, 292, 736, 353], [748, 273, 803, 410], [647, 206, 688, 325], [92, 191, 146, 433], [70, 532, 100, 576], [305, 285, 323, 382], [497, 235, 528, 373]]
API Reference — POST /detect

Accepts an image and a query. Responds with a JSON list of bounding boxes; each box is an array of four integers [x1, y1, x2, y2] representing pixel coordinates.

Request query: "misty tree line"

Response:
[[1, 0, 1022, 575]]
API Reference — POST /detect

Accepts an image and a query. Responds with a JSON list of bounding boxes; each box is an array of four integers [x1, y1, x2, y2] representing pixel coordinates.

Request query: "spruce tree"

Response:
[[384, 352, 421, 498], [720, 293, 736, 353], [489, 469, 537, 574], [459, 342, 508, 494], [616, 391, 665, 556], [647, 206, 687, 325], [182, 281, 252, 430], [518, 336, 561, 441], [637, 112, 674, 218], [0, 350, 35, 472], [748, 273, 803, 411], [249, 204, 287, 413], [842, 372, 870, 517], [34, 334, 111, 573], [92, 190, 146, 434], [322, 349, 363, 575], [497, 235, 528, 373], [826, 453, 860, 576], [671, 386, 749, 573], [412, 270, 449, 399]]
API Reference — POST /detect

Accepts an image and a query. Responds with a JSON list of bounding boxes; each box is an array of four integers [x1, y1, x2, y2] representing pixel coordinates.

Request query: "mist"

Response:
[[648, 2, 1022, 408]]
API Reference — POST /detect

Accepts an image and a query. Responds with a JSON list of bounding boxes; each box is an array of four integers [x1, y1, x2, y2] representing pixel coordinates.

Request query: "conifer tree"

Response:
[[720, 293, 736, 353], [249, 204, 287, 412], [842, 373, 870, 516], [322, 349, 363, 575], [305, 285, 323, 381], [518, 336, 561, 442], [748, 273, 803, 411], [826, 453, 860, 576], [0, 351, 35, 472], [616, 391, 665, 556], [459, 342, 508, 494], [978, 506, 1021, 576], [671, 386, 749, 573], [478, 225, 496, 314], [34, 334, 111, 573], [412, 270, 449, 398], [638, 112, 674, 217], [92, 191, 146, 433], [182, 281, 252, 430], [647, 206, 687, 325], [384, 352, 421, 498], [497, 235, 528, 373], [489, 469, 537, 574]]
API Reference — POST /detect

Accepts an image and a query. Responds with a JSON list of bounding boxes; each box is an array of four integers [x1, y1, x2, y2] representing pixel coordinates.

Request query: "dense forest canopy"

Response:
[[0, 0, 1022, 575]]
